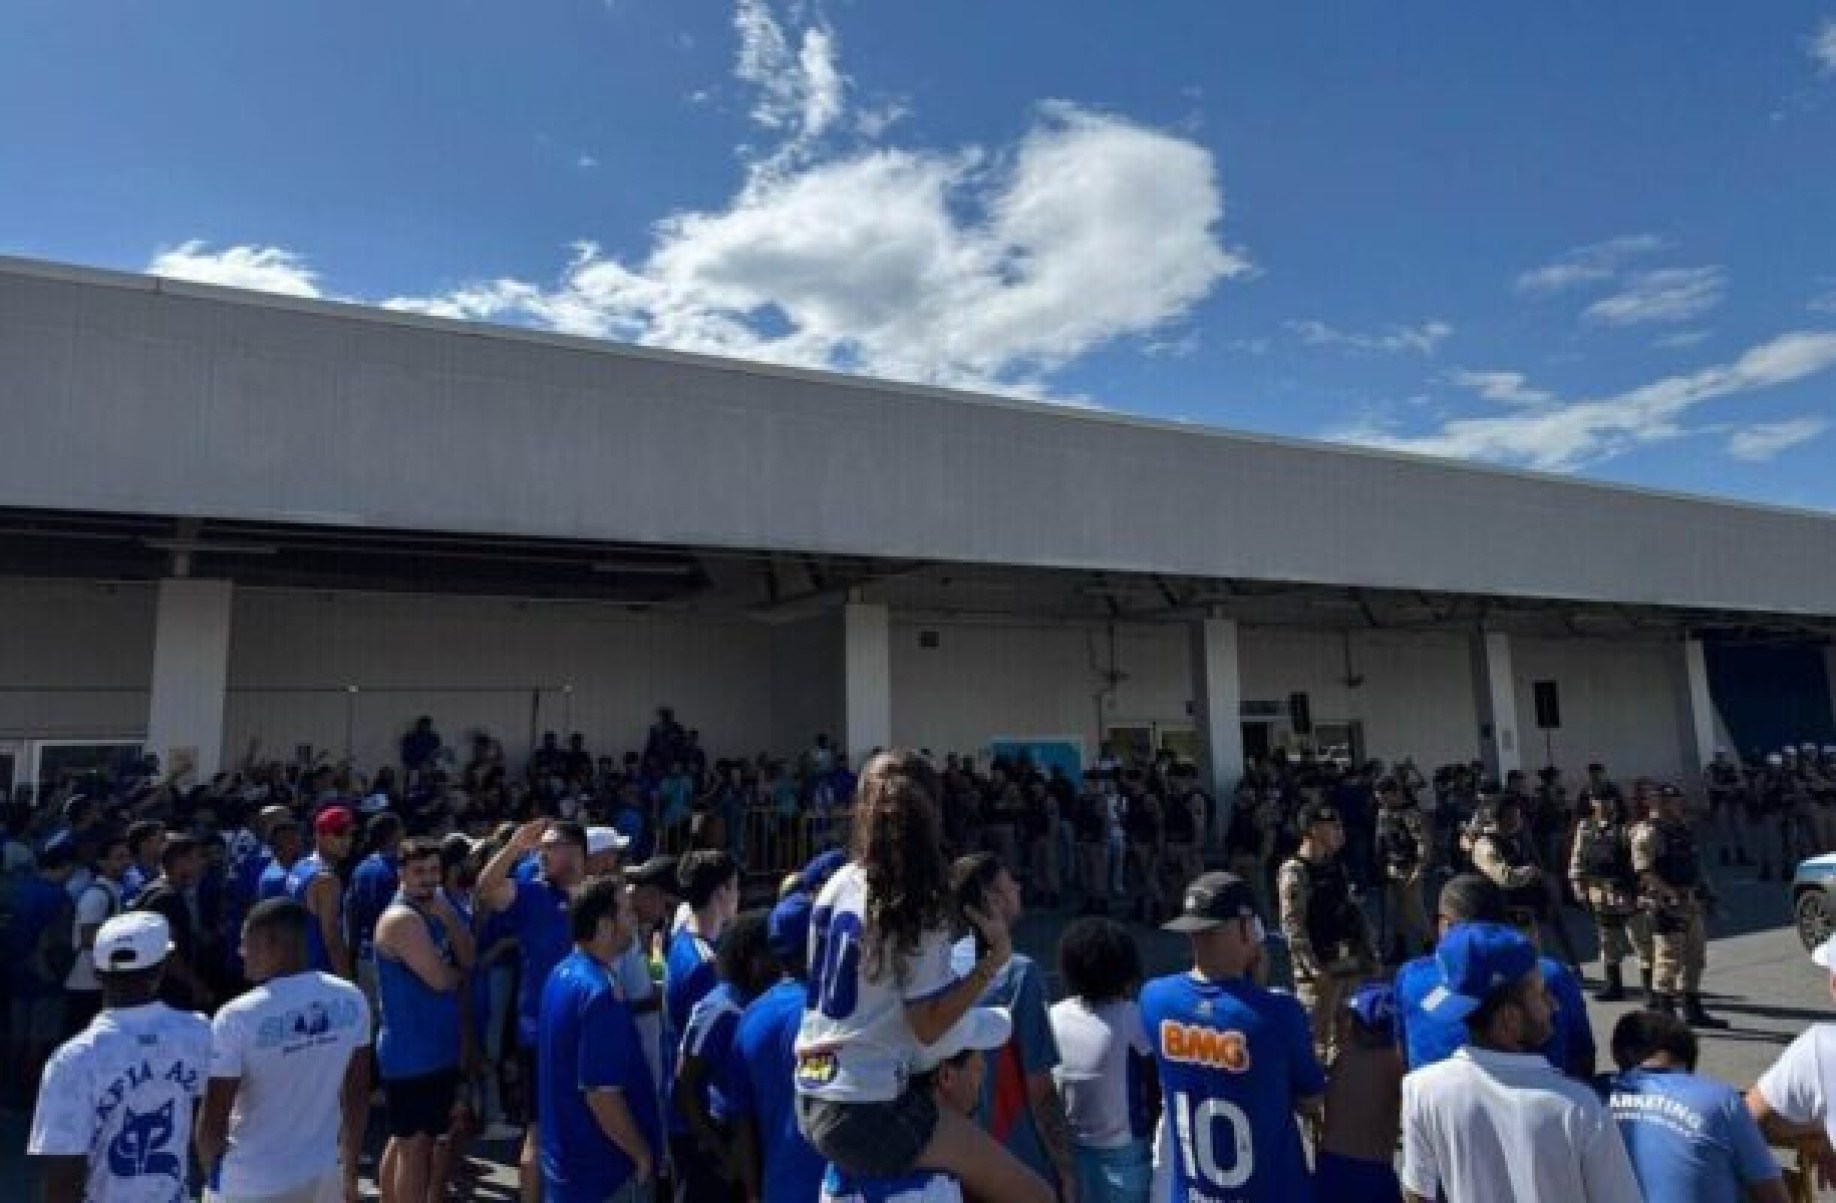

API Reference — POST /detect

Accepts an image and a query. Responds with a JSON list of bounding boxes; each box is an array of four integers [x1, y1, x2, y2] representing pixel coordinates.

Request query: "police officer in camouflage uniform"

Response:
[[1468, 793, 1579, 971], [1278, 801, 1377, 1060], [1704, 748, 1749, 868], [1374, 775, 1435, 962], [1567, 790, 1648, 1001], [1632, 784, 1727, 1028]]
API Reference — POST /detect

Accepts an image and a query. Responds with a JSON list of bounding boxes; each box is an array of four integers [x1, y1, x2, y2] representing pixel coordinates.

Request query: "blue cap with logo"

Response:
[[768, 891, 814, 963], [1420, 921, 1538, 1021], [799, 850, 848, 895], [1346, 982, 1397, 1037]]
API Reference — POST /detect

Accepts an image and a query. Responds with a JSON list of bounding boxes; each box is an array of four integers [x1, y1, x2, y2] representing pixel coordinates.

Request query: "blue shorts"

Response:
[[1315, 1152, 1401, 1203]]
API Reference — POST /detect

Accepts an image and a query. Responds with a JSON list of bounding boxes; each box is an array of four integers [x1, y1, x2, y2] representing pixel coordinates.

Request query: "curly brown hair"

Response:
[[850, 750, 952, 985]]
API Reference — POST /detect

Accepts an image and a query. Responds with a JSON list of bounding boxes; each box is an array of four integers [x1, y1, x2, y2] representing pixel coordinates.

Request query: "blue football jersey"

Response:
[[1138, 972, 1324, 1203]]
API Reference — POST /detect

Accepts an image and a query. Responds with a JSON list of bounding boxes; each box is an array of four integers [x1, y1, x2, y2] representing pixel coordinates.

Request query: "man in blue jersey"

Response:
[[256, 815, 303, 901], [731, 892, 828, 1203], [664, 850, 740, 1201], [819, 1006, 1015, 1203], [347, 811, 404, 1009], [1607, 1009, 1786, 1203], [948, 853, 1079, 1200], [286, 806, 357, 980], [478, 817, 589, 1203], [676, 909, 779, 1203], [374, 837, 475, 1203], [1395, 873, 1595, 1079], [1143, 871, 1324, 1203], [540, 875, 661, 1203]]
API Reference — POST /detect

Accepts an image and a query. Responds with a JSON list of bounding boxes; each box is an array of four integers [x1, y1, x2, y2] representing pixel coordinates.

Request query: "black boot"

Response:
[[1595, 963, 1625, 1002], [1719, 847, 1730, 867], [1760, 862, 1772, 881], [1683, 994, 1729, 1030], [1652, 992, 1678, 1018]]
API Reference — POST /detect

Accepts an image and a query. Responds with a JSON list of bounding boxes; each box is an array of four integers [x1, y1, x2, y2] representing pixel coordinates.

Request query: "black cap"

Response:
[[1163, 871, 1260, 932], [626, 855, 679, 890], [1298, 802, 1342, 829]]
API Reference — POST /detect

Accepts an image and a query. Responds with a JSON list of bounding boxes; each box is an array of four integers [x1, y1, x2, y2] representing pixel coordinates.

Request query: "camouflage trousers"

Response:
[[1295, 970, 1363, 1063], [1583, 884, 1651, 970], [1384, 873, 1431, 958], [1652, 903, 1707, 995]]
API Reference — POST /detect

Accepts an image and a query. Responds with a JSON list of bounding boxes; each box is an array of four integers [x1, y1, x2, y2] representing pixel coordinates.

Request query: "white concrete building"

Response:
[[2, 256, 1834, 807]]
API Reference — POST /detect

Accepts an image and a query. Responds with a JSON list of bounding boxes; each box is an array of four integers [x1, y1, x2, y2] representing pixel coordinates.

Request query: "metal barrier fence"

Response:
[[650, 806, 853, 883]]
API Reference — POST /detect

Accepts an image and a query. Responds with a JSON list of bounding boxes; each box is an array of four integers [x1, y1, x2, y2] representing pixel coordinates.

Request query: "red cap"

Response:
[[314, 806, 356, 837]]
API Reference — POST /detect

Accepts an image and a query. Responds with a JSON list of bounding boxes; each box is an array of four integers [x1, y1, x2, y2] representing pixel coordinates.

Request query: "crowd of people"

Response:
[[7, 713, 1836, 1203]]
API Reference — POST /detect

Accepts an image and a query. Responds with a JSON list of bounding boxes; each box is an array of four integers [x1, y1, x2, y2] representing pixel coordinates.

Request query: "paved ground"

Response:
[[3, 856, 1829, 1198]]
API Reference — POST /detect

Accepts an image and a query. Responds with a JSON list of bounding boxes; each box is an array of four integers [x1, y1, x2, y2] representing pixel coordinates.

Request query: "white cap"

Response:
[[913, 1006, 1011, 1073], [1768, 753, 1784, 766], [94, 912, 174, 974], [1813, 934, 1836, 973], [586, 826, 630, 856]]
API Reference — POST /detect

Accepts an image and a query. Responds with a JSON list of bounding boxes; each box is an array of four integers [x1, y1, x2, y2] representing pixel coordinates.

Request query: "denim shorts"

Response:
[[796, 1087, 939, 1178], [1073, 1139, 1151, 1203]]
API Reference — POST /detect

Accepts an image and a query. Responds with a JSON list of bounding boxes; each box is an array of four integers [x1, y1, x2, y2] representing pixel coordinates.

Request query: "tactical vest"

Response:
[[1165, 794, 1198, 843], [1299, 857, 1363, 952], [1481, 830, 1546, 912], [1125, 797, 1160, 842], [1651, 821, 1700, 889], [1576, 820, 1633, 885], [1375, 807, 1421, 874], [1073, 795, 1106, 842], [1224, 799, 1260, 853]]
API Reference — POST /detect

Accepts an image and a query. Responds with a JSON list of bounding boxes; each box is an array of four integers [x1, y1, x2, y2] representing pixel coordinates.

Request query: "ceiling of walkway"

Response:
[[1, 506, 1829, 642]]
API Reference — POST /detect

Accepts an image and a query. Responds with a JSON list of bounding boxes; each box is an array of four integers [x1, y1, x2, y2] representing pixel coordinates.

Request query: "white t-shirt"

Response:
[[65, 877, 123, 992], [1049, 997, 1152, 1149], [28, 1001, 212, 1203], [1402, 1045, 1643, 1203], [208, 971, 372, 1196], [1756, 1022, 1836, 1145], [794, 863, 958, 1103]]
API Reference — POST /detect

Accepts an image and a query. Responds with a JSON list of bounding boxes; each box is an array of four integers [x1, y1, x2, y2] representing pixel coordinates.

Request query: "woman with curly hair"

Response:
[[795, 751, 1052, 1203]]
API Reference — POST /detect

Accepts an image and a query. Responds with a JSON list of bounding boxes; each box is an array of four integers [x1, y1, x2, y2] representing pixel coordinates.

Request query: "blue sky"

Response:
[[6, 2, 1836, 509]]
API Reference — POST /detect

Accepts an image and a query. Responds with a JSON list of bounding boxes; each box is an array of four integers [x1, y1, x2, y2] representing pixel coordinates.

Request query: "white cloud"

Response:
[[1286, 318, 1451, 356], [576, 154, 600, 169], [1584, 266, 1725, 326], [1515, 234, 1662, 293], [386, 103, 1243, 393], [733, 0, 844, 156], [1813, 18, 1836, 74], [1728, 417, 1827, 462], [169, 3, 1244, 398], [1448, 369, 1552, 407], [1336, 330, 1836, 471], [147, 241, 323, 298]]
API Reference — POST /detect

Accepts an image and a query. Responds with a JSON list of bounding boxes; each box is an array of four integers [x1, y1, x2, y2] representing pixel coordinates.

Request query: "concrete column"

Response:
[[1470, 630, 1521, 780], [1191, 616, 1244, 839], [146, 579, 233, 780], [1825, 645, 1836, 741], [843, 601, 892, 765], [1678, 638, 1718, 789]]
